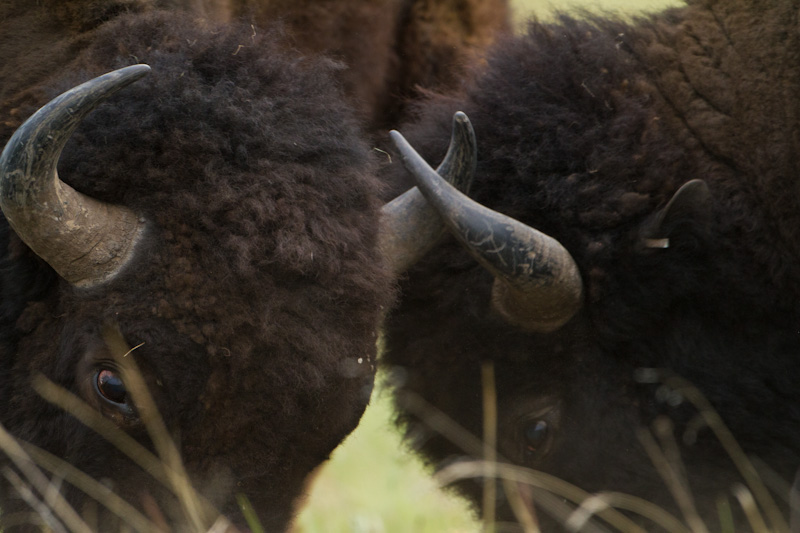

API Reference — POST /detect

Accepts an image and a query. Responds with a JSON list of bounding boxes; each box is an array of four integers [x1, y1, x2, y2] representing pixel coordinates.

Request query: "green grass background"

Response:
[[292, 0, 681, 531]]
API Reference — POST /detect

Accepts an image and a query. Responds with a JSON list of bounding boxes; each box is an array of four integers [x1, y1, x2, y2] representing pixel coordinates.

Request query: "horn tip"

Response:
[[124, 64, 152, 80], [453, 111, 469, 123], [388, 129, 408, 150]]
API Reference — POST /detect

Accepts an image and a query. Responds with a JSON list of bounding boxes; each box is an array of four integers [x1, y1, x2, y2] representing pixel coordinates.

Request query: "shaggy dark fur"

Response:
[[227, 0, 511, 129], [0, 0, 510, 133], [382, 0, 800, 529], [0, 9, 393, 532]]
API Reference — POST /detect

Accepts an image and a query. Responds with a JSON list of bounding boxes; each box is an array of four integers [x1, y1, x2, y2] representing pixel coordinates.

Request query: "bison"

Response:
[[0, 3, 481, 532], [382, 0, 800, 530]]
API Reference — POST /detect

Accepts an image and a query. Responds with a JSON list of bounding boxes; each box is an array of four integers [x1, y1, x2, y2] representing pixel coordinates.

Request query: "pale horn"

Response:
[[0, 65, 149, 288], [380, 112, 476, 274], [390, 118, 583, 332]]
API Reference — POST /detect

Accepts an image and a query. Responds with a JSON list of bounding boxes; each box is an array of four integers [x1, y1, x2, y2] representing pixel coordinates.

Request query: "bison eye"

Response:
[[513, 402, 559, 461], [95, 368, 128, 405], [523, 420, 549, 455]]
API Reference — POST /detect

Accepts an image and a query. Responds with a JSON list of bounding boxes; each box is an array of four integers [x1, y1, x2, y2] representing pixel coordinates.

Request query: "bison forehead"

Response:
[[97, 220, 384, 364], [54, 11, 380, 236], [34, 11, 393, 359]]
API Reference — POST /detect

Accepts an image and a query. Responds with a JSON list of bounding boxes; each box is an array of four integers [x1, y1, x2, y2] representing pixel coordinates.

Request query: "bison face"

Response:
[[388, 296, 794, 530], [0, 14, 403, 527], [0, 212, 374, 532], [388, 308, 676, 529], [0, 12, 479, 523], [385, 115, 800, 531]]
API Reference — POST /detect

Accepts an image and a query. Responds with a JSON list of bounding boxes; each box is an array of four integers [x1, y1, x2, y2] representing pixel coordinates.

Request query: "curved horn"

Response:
[[390, 121, 583, 333], [0, 65, 150, 288], [379, 112, 476, 273]]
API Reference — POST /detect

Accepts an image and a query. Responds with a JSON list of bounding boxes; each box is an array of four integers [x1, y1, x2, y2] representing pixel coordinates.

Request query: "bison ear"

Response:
[[640, 179, 711, 249]]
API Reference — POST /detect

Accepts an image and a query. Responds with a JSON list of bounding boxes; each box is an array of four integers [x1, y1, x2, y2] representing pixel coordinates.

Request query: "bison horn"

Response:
[[390, 119, 583, 333], [380, 112, 476, 274], [0, 65, 149, 287]]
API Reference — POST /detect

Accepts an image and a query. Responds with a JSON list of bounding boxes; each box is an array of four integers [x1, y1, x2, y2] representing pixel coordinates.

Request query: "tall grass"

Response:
[[295, 366, 790, 533], [2, 366, 790, 532], [0, 337, 789, 532]]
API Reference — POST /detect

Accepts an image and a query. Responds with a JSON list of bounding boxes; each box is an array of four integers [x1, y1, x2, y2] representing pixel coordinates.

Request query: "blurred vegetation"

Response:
[[294, 0, 683, 531], [512, 0, 681, 22], [291, 385, 479, 533]]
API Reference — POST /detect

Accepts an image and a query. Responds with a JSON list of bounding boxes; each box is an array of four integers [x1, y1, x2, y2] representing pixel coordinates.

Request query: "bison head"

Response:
[[384, 107, 800, 531], [0, 11, 476, 532], [380, 4, 800, 528]]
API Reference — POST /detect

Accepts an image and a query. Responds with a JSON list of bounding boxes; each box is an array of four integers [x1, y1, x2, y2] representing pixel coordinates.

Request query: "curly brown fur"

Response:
[[1, 0, 510, 134], [0, 9, 393, 532], [382, 1, 800, 529], [226, 0, 511, 129]]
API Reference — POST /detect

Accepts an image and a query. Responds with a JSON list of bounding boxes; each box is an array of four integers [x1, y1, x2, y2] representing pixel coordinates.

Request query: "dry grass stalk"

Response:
[[397, 390, 488, 459], [21, 443, 160, 533], [749, 456, 793, 506], [0, 510, 48, 531], [732, 483, 770, 533], [482, 361, 498, 533], [403, 373, 692, 532], [523, 488, 610, 533], [207, 515, 237, 533], [566, 491, 690, 533], [102, 325, 214, 531], [0, 422, 92, 533], [31, 376, 172, 488], [636, 422, 708, 533], [653, 417, 704, 529], [2, 467, 64, 533], [29, 374, 235, 531], [501, 478, 540, 533], [663, 375, 789, 533], [436, 460, 652, 532], [0, 330, 252, 532]]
